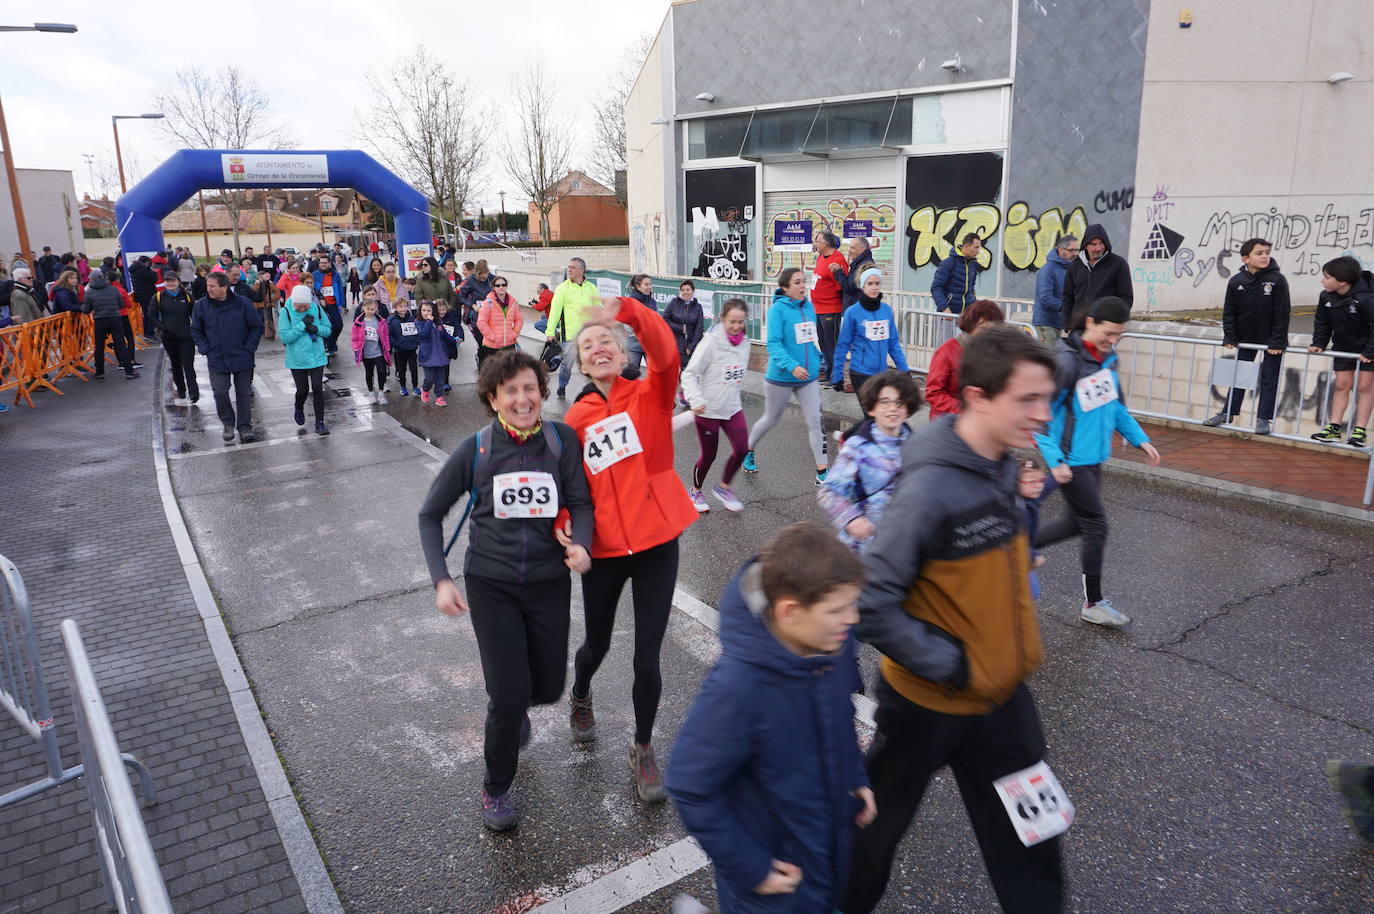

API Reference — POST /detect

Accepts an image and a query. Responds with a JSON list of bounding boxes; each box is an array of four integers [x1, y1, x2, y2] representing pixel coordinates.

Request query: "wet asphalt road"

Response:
[[159, 328, 1374, 913]]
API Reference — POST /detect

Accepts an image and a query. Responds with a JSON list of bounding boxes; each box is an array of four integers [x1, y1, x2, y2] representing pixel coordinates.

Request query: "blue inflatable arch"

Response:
[[115, 149, 431, 276]]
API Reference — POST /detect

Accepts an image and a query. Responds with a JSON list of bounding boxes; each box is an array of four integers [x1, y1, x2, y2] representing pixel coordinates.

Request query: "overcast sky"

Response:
[[0, 0, 667, 211]]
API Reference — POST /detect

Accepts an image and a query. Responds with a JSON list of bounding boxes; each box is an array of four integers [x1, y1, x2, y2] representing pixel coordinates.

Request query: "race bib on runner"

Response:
[[400, 321, 418, 336], [441, 324, 454, 336], [364, 326, 378, 341], [809, 271, 821, 290], [582, 412, 643, 475], [321, 279, 335, 305], [864, 320, 890, 341], [794, 321, 818, 345], [721, 363, 745, 385], [492, 472, 558, 519], [993, 761, 1075, 847], [1074, 368, 1118, 412]]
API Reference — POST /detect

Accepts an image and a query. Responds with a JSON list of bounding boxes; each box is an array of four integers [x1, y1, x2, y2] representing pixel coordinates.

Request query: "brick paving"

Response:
[[0, 372, 309, 913], [1113, 423, 1373, 510]]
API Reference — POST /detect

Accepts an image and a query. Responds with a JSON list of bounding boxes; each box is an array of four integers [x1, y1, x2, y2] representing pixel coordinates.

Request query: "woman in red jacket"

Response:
[[557, 294, 698, 804], [923, 299, 1004, 419]]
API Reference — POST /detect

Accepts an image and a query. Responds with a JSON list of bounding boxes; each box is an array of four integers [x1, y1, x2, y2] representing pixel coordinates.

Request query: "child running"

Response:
[[436, 299, 463, 393], [352, 296, 392, 404], [817, 370, 921, 553], [388, 298, 422, 396], [742, 268, 828, 484], [416, 301, 453, 406], [666, 522, 875, 913], [418, 350, 593, 831], [831, 267, 909, 402], [679, 297, 751, 513]]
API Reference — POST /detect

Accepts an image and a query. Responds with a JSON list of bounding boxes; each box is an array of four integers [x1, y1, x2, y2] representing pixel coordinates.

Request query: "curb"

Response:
[[148, 354, 345, 914]]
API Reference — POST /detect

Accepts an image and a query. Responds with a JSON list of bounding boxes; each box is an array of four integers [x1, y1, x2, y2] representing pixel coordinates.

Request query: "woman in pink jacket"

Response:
[[475, 275, 524, 367], [351, 296, 393, 403]]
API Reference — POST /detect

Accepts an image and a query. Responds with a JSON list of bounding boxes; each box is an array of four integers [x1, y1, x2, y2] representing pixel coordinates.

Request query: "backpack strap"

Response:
[[443, 425, 493, 556], [541, 422, 564, 461]]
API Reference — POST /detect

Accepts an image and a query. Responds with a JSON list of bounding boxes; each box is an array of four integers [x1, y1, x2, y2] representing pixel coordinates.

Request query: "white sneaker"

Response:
[[369, 391, 379, 404], [1081, 599, 1131, 628]]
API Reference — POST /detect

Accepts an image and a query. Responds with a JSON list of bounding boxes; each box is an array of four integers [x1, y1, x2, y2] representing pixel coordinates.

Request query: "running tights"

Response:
[[394, 349, 418, 389], [363, 356, 387, 391], [1034, 463, 1107, 599], [291, 366, 325, 419], [572, 538, 679, 746], [747, 380, 825, 465], [693, 411, 749, 488]]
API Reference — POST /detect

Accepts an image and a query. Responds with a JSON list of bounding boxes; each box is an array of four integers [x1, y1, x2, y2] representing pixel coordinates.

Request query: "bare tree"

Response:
[[589, 33, 654, 205], [506, 61, 575, 244], [358, 46, 486, 241], [152, 65, 294, 253]]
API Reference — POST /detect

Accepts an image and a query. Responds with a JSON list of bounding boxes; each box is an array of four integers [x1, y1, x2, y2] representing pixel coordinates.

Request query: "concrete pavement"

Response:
[[149, 327, 1374, 913]]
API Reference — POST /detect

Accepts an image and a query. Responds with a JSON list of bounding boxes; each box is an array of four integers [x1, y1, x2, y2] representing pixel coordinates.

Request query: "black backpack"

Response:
[[0, 278, 13, 311]]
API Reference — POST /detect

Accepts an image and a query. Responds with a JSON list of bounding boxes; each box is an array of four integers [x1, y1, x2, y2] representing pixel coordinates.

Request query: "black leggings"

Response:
[[1034, 463, 1106, 576], [163, 336, 198, 397], [465, 573, 571, 796], [291, 366, 325, 419], [363, 355, 387, 391], [572, 537, 679, 746], [394, 349, 418, 388]]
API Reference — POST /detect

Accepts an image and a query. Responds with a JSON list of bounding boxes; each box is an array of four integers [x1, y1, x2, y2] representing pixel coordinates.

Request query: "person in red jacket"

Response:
[[556, 294, 698, 804], [923, 299, 1005, 419], [812, 229, 849, 388]]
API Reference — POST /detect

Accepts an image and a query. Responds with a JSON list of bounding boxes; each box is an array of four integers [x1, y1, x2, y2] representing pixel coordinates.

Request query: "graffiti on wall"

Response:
[[906, 201, 1090, 272], [763, 195, 898, 278], [1093, 186, 1135, 213], [690, 206, 748, 280], [1133, 186, 1374, 308]]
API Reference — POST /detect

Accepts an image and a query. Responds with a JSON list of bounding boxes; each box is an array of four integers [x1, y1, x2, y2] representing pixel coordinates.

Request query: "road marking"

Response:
[[523, 838, 709, 914]]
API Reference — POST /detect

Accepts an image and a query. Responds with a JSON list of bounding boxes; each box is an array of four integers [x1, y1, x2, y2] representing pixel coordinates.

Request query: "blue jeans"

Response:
[[558, 339, 577, 391]]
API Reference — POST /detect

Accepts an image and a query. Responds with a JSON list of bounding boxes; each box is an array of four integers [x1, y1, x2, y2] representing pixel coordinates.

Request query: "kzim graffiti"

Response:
[[905, 200, 1089, 272]]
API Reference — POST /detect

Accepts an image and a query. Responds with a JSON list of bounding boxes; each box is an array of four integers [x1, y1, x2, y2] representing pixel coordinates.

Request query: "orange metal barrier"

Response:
[[2, 310, 152, 408]]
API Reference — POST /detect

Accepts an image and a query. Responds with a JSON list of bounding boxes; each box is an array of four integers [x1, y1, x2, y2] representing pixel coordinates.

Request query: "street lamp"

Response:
[[1, 23, 78, 264], [112, 113, 164, 194]]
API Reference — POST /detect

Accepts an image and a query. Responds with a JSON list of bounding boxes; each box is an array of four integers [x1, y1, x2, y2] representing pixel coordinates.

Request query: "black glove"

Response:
[[302, 314, 317, 336]]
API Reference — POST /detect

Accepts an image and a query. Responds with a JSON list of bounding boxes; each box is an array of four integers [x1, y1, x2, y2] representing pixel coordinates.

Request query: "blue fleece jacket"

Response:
[[832, 296, 908, 377], [930, 252, 981, 313], [388, 310, 423, 351], [1035, 332, 1150, 467], [1033, 249, 1071, 329], [666, 559, 867, 913], [763, 289, 819, 386]]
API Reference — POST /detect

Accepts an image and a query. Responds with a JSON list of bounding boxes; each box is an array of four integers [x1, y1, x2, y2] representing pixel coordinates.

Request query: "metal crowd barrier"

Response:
[[61, 619, 173, 914]]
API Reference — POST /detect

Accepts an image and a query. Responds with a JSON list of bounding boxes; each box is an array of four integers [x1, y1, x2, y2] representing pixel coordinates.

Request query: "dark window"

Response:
[[687, 113, 751, 159]]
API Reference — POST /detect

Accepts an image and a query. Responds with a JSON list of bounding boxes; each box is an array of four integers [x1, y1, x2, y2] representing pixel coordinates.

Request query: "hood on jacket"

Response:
[[1078, 223, 1114, 266], [772, 288, 806, 308], [1046, 248, 1072, 268], [718, 560, 849, 678], [905, 413, 1015, 486]]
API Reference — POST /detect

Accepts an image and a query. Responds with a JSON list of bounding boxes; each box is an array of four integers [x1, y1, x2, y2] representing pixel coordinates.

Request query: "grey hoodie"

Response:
[[82, 273, 124, 320]]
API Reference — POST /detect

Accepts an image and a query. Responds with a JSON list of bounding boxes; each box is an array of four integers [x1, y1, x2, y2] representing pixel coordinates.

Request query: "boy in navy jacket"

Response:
[[666, 523, 874, 912]]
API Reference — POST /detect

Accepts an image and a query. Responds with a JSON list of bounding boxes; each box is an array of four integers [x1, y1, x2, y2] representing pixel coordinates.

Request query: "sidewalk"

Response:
[[0, 368, 318, 913]]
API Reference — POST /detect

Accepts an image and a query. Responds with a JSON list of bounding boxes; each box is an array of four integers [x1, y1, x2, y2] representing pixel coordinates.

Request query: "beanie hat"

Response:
[[221, 249, 234, 257], [290, 285, 313, 306], [859, 267, 883, 286]]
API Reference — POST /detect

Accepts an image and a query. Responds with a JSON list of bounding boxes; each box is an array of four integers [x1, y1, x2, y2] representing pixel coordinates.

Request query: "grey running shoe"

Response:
[[1202, 411, 1229, 428], [1081, 598, 1131, 628], [1254, 418, 1272, 436], [570, 691, 596, 742], [629, 742, 667, 804]]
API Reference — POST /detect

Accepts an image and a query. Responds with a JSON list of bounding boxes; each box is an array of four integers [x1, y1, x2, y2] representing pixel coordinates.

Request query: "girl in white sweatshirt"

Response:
[[680, 298, 751, 513]]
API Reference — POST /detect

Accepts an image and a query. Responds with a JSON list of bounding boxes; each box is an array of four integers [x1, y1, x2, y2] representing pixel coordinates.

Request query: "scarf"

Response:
[[858, 291, 883, 312], [726, 329, 746, 346], [498, 415, 542, 442]]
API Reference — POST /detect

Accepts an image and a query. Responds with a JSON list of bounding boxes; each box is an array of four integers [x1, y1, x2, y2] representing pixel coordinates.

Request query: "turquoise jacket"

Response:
[[764, 289, 820, 386], [278, 301, 333, 370], [1036, 332, 1149, 467]]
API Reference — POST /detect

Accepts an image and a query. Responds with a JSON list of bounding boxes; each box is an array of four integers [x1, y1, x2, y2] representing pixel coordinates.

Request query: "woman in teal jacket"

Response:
[[1034, 296, 1160, 628], [743, 268, 828, 484], [279, 284, 334, 435]]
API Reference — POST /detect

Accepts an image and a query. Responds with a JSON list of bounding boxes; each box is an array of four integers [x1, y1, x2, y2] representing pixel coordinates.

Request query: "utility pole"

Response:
[[498, 190, 506, 237], [0, 92, 32, 263]]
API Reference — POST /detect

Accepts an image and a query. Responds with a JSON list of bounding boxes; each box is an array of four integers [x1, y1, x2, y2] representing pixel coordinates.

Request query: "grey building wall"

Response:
[[1001, 0, 1150, 299], [671, 0, 1013, 116]]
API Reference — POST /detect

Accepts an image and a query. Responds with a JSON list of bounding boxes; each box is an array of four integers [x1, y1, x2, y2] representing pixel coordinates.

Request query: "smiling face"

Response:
[[1082, 317, 1125, 352], [487, 366, 544, 431], [720, 305, 747, 337], [967, 360, 1055, 451], [419, 302, 434, 321], [577, 321, 627, 381], [867, 386, 911, 437], [382, 263, 397, 280]]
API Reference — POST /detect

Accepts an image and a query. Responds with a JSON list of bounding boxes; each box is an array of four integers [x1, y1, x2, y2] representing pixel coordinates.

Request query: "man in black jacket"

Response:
[[129, 256, 159, 341], [1204, 238, 1290, 435], [192, 272, 264, 443], [82, 272, 138, 379], [1060, 223, 1133, 328], [839, 236, 877, 310]]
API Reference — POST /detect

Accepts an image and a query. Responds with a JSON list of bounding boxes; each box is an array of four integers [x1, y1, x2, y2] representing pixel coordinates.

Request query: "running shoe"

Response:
[[688, 488, 710, 513], [221, 424, 236, 442], [368, 391, 379, 404], [742, 450, 758, 474], [1202, 411, 1230, 428], [1348, 427, 1367, 448], [399, 387, 409, 396], [815, 467, 828, 486], [435, 396, 448, 407], [293, 407, 305, 426], [1081, 598, 1131, 628], [629, 742, 668, 804], [570, 691, 596, 742], [711, 485, 744, 512], [557, 387, 567, 399], [1311, 423, 1343, 442], [481, 789, 518, 832], [442, 384, 452, 392], [420, 390, 431, 403], [1254, 418, 1272, 436], [315, 421, 330, 436], [1326, 760, 1374, 843]]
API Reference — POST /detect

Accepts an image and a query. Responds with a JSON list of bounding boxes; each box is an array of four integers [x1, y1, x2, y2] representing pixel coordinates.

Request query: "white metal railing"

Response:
[[61, 619, 173, 914]]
